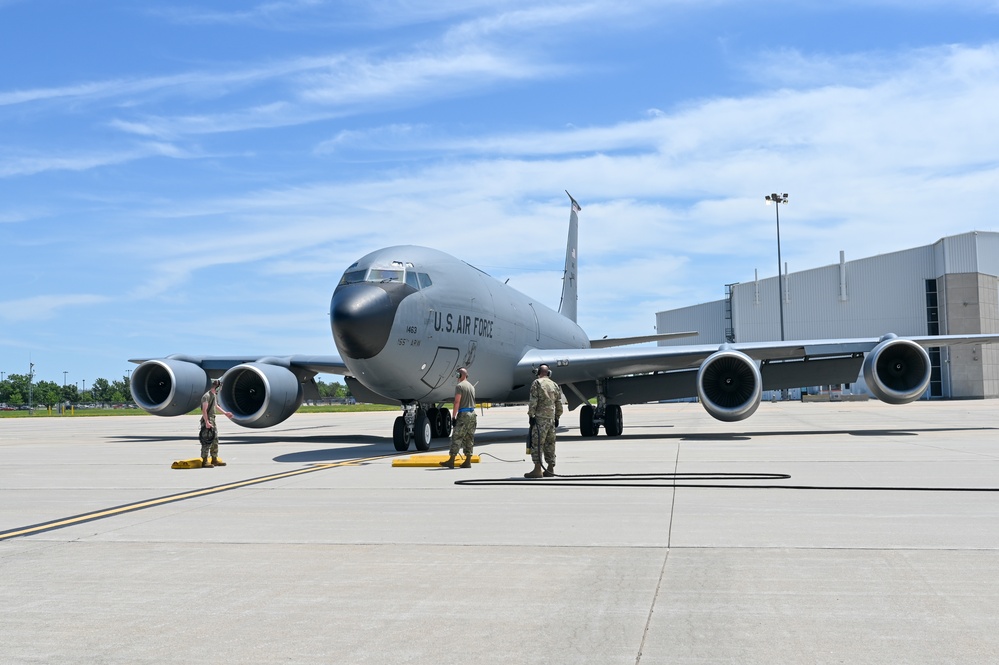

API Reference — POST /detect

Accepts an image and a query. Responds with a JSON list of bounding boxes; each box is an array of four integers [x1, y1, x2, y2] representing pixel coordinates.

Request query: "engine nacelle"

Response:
[[697, 348, 763, 422], [219, 362, 305, 429], [862, 335, 931, 405], [130, 358, 208, 416]]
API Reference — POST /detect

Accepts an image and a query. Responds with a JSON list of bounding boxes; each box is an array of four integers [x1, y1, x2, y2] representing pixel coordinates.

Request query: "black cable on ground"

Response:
[[454, 471, 999, 492], [473, 452, 525, 463]]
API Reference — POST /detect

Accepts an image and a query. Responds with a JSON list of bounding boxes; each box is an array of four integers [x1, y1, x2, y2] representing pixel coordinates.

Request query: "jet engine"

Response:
[[862, 335, 931, 405], [130, 358, 208, 416], [219, 362, 305, 429], [696, 348, 763, 422]]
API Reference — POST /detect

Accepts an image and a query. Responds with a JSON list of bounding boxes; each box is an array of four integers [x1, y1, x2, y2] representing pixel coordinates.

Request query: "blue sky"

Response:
[[3, 1, 999, 388]]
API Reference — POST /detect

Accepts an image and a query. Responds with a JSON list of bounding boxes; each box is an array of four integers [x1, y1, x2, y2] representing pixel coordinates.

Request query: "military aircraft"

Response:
[[130, 193, 999, 451]]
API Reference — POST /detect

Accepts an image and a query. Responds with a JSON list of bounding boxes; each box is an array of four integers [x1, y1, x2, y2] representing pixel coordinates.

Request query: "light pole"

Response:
[[28, 363, 34, 414], [765, 192, 789, 341]]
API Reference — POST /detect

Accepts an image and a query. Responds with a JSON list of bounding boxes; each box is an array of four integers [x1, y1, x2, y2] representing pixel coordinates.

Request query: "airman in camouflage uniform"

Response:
[[440, 367, 476, 469], [525, 364, 563, 478], [200, 379, 233, 468]]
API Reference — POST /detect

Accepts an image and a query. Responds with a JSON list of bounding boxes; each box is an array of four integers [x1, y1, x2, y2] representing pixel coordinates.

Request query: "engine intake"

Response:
[[130, 358, 208, 416], [219, 362, 305, 429], [697, 348, 762, 422], [862, 335, 931, 405]]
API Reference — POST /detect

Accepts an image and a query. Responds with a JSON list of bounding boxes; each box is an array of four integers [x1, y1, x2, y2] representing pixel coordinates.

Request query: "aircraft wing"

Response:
[[128, 354, 349, 377], [520, 334, 999, 381], [516, 333, 999, 416], [588, 331, 698, 348]]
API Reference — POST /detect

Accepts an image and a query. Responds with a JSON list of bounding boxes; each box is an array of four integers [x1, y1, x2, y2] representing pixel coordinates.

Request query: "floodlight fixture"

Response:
[[765, 192, 789, 342]]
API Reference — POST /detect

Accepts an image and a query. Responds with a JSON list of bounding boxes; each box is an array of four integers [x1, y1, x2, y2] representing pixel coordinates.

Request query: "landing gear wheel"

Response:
[[393, 416, 409, 451], [605, 404, 623, 437], [441, 409, 453, 438], [427, 407, 441, 438], [580, 404, 597, 437], [414, 410, 432, 451]]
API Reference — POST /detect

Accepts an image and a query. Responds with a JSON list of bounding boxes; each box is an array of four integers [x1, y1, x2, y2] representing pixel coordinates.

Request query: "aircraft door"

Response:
[[422, 346, 460, 391]]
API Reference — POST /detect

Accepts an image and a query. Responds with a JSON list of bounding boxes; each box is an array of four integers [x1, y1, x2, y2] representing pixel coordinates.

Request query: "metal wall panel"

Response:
[[653, 231, 999, 399], [935, 232, 981, 276], [731, 244, 934, 342], [655, 299, 728, 346]]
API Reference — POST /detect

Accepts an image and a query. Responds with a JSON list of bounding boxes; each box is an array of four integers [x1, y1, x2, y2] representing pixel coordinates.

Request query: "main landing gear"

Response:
[[392, 402, 453, 452], [576, 380, 623, 437], [578, 403, 623, 437]]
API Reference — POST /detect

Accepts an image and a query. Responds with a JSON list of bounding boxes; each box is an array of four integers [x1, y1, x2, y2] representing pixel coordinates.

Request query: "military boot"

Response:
[[439, 455, 456, 469], [202, 458, 213, 468], [459, 456, 472, 468], [524, 462, 543, 479], [212, 457, 227, 467], [543, 463, 555, 477]]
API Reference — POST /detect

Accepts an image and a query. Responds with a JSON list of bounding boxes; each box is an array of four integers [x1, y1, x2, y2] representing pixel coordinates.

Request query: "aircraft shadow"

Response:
[[110, 433, 390, 464], [110, 433, 386, 446], [110, 425, 997, 465], [473, 425, 995, 444], [665, 426, 996, 441]]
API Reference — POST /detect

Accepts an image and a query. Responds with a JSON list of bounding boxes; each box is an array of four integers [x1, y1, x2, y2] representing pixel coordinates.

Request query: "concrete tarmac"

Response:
[[1, 400, 998, 664]]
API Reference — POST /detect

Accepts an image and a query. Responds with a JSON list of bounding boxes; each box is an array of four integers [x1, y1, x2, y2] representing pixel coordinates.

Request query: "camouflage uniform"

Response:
[[528, 375, 563, 467], [200, 389, 220, 459], [450, 378, 476, 458]]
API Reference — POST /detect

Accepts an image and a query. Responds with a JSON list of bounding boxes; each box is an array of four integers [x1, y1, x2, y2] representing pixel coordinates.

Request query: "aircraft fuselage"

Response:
[[329, 245, 587, 405]]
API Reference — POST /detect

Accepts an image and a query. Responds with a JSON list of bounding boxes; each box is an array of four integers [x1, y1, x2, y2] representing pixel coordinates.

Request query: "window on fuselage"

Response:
[[418, 273, 432, 288], [405, 271, 420, 289]]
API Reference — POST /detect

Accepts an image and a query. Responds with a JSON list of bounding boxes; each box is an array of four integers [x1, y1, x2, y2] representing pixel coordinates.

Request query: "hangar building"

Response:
[[655, 231, 999, 399]]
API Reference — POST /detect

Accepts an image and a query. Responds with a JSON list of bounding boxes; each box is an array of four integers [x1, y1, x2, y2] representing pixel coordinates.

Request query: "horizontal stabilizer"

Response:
[[589, 331, 699, 349]]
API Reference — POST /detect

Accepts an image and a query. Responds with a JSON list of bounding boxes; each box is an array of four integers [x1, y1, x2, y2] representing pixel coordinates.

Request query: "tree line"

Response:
[[0, 374, 350, 409]]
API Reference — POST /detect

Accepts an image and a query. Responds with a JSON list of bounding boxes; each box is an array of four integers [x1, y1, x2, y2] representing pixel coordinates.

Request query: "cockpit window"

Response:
[[368, 269, 404, 283], [338, 269, 367, 286], [337, 264, 428, 290]]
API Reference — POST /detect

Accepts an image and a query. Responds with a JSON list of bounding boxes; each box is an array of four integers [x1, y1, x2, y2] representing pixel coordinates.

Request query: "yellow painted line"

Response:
[[0, 453, 396, 542]]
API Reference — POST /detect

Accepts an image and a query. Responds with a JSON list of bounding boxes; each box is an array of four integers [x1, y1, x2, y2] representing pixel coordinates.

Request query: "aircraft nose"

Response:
[[330, 283, 403, 360]]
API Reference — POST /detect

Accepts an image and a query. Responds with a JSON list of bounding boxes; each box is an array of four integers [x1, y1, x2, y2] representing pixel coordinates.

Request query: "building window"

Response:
[[925, 279, 942, 397], [925, 280, 939, 335], [928, 348, 942, 398], [725, 283, 737, 343]]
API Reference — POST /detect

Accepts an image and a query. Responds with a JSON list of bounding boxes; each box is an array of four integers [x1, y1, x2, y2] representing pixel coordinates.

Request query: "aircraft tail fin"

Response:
[[559, 191, 581, 322]]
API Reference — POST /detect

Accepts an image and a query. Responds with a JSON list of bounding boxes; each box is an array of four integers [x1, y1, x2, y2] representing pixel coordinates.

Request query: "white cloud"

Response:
[[0, 150, 143, 177], [105, 40, 998, 337], [0, 295, 110, 323]]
